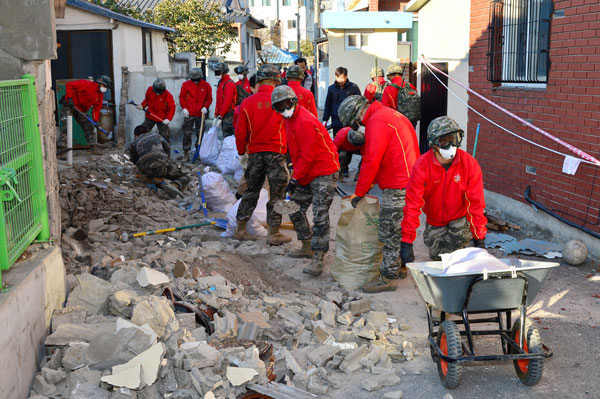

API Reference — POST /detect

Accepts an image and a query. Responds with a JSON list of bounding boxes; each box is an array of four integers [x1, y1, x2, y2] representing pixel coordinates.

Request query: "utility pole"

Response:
[[296, 0, 302, 57]]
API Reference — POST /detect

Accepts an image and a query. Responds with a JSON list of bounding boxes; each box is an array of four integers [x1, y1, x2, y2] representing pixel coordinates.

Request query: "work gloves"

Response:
[[213, 117, 222, 128], [163, 119, 170, 125], [350, 195, 363, 208], [136, 104, 143, 110], [285, 179, 298, 196], [201, 107, 208, 115], [473, 238, 486, 249], [183, 108, 190, 117], [400, 242, 415, 265], [239, 154, 249, 169]]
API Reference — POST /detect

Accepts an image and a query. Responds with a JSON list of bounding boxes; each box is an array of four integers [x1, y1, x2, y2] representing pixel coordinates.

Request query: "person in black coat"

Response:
[[323, 67, 361, 137]]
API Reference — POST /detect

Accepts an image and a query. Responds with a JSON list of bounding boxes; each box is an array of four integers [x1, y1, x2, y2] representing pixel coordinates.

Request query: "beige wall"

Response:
[[416, 0, 470, 146]]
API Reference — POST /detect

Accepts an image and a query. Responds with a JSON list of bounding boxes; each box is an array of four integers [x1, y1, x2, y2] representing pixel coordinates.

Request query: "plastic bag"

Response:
[[331, 196, 383, 291], [200, 170, 236, 212], [441, 248, 509, 274], [216, 136, 243, 175], [199, 126, 220, 165], [221, 188, 269, 238]]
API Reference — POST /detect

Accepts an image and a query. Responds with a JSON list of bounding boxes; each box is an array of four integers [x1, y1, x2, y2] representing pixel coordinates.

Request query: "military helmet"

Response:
[[214, 62, 229, 75], [152, 78, 166, 93], [387, 64, 403, 76], [96, 75, 113, 89], [347, 128, 365, 147], [189, 68, 204, 81], [234, 65, 249, 75], [256, 64, 281, 83], [338, 95, 369, 127], [427, 116, 464, 147], [271, 85, 297, 109], [286, 65, 304, 80], [370, 67, 384, 78]]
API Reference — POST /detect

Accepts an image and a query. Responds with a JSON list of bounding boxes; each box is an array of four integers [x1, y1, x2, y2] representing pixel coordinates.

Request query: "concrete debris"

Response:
[[32, 375, 56, 396], [51, 306, 87, 333], [226, 367, 259, 386], [339, 344, 369, 374], [173, 259, 189, 278], [336, 311, 354, 326], [384, 390, 404, 398], [136, 267, 170, 287], [307, 345, 340, 367], [361, 373, 400, 392], [320, 301, 337, 328], [45, 322, 116, 345], [101, 342, 165, 388], [41, 367, 66, 384], [66, 273, 115, 315], [239, 311, 271, 329], [62, 342, 89, 370], [131, 296, 179, 338]]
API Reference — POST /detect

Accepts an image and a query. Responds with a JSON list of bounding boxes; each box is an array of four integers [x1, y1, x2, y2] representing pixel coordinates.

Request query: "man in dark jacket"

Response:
[[322, 67, 361, 136]]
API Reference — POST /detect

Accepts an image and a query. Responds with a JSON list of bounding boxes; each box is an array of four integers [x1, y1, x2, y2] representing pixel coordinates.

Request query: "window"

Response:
[[288, 40, 297, 52], [344, 32, 370, 50], [142, 29, 152, 65], [287, 20, 297, 29], [262, 0, 271, 5], [488, 0, 553, 84], [283, 0, 291, 5]]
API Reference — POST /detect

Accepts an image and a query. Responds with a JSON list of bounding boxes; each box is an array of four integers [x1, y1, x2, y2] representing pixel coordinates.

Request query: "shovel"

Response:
[[274, 192, 300, 215], [120, 221, 216, 242], [128, 100, 168, 124], [71, 107, 112, 138], [191, 113, 206, 164]]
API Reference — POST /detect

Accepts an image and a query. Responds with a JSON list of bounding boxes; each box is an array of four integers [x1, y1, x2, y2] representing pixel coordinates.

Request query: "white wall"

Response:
[[248, 0, 313, 51]]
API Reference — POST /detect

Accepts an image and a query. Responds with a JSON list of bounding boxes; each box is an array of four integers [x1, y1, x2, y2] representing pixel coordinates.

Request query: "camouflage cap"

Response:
[[427, 116, 464, 146], [256, 64, 281, 83], [152, 78, 166, 92], [370, 67, 384, 78], [215, 62, 229, 75], [286, 65, 304, 80], [271, 85, 297, 106], [96, 75, 113, 89], [347, 128, 365, 146], [338, 95, 369, 127], [234, 65, 249, 75], [387, 64, 403, 76], [189, 68, 204, 81]]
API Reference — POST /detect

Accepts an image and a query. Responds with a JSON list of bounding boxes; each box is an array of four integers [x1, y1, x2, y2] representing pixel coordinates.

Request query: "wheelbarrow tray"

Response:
[[407, 259, 558, 314]]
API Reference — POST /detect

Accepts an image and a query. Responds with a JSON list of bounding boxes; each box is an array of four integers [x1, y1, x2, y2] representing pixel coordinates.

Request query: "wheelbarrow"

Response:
[[407, 258, 559, 388]]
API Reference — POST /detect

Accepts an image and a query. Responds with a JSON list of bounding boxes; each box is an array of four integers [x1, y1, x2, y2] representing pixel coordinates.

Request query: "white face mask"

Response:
[[439, 145, 457, 160], [100, 86, 107, 93], [238, 74, 245, 81], [281, 107, 294, 119], [357, 125, 366, 134]]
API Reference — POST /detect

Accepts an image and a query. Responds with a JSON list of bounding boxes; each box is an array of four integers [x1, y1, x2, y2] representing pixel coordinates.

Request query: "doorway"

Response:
[[420, 62, 448, 154]]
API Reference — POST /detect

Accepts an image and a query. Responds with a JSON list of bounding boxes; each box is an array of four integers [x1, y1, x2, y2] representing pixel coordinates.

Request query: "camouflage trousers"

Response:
[[141, 118, 170, 143], [138, 158, 189, 186], [59, 104, 96, 146], [222, 110, 235, 138], [379, 188, 406, 279], [182, 116, 206, 151], [423, 216, 472, 261], [289, 172, 339, 252], [236, 152, 288, 227]]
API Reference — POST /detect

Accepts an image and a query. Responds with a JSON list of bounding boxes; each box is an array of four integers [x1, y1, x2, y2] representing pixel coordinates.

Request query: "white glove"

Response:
[[136, 104, 143, 110], [182, 108, 189, 117], [322, 120, 328, 127], [213, 117, 222, 128], [239, 154, 249, 169], [201, 107, 208, 115], [162, 119, 170, 125]]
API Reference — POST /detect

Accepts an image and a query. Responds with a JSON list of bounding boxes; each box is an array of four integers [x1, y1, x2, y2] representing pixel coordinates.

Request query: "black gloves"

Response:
[[285, 179, 298, 196], [350, 195, 363, 208], [473, 238, 486, 249], [400, 242, 415, 265]]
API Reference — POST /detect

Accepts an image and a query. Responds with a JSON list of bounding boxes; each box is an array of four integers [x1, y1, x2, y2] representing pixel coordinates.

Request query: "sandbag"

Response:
[[331, 195, 383, 291], [221, 188, 269, 238], [216, 136, 243, 175], [200, 170, 236, 212], [199, 126, 220, 165]]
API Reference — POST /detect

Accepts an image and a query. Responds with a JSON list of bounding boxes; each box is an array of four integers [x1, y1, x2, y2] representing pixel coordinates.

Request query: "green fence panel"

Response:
[[0, 74, 50, 288]]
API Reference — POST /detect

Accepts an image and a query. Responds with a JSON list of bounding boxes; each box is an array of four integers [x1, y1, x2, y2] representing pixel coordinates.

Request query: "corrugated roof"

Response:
[[66, 0, 175, 32], [118, 0, 162, 10], [260, 45, 299, 65]]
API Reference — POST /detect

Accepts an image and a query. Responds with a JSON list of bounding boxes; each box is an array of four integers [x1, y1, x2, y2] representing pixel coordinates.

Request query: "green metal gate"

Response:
[[0, 74, 50, 288]]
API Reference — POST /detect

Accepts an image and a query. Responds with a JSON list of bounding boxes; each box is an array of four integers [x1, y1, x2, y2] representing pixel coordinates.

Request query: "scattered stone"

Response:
[[349, 298, 371, 314], [384, 390, 404, 399], [41, 367, 66, 384], [51, 306, 87, 333], [109, 289, 138, 318], [357, 327, 376, 340], [196, 275, 227, 289], [442, 394, 454, 399], [131, 296, 179, 338], [336, 311, 354, 326], [136, 267, 170, 287], [65, 382, 110, 399], [101, 342, 165, 389], [237, 322, 259, 341], [320, 301, 337, 328], [191, 266, 202, 280], [308, 345, 340, 367], [308, 374, 329, 395], [284, 349, 304, 375], [365, 311, 389, 328], [182, 342, 221, 370], [277, 307, 304, 326], [325, 291, 343, 304], [239, 311, 271, 329], [226, 367, 258, 386], [339, 344, 368, 374], [311, 320, 332, 344], [32, 375, 56, 396], [176, 313, 198, 332], [66, 273, 114, 315], [212, 311, 237, 340], [89, 218, 105, 232], [173, 259, 189, 278], [361, 373, 400, 392], [62, 342, 89, 370]]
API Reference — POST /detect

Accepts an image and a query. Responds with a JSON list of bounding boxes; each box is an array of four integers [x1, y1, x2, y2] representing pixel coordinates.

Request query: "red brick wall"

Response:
[[469, 0, 600, 233], [369, 0, 408, 12]]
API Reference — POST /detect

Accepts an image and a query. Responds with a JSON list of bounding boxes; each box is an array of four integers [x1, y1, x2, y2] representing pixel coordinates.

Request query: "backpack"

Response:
[[234, 82, 251, 106], [390, 82, 422, 123], [373, 82, 388, 102]]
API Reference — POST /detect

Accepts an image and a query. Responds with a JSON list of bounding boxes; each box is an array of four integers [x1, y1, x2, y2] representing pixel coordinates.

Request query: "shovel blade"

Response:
[[274, 200, 300, 215]]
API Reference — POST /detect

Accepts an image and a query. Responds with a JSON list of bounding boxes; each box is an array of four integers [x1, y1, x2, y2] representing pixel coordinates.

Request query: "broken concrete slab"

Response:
[[211, 311, 237, 341], [196, 274, 227, 289], [136, 267, 170, 288], [307, 345, 340, 367], [65, 381, 111, 399], [307, 374, 329, 395], [62, 342, 89, 370], [109, 289, 138, 318], [339, 344, 368, 374], [101, 342, 165, 389], [284, 349, 304, 375], [383, 391, 404, 399], [336, 311, 354, 326], [176, 313, 198, 332], [365, 311, 389, 328], [88, 218, 105, 232], [277, 307, 304, 326], [237, 322, 259, 341], [325, 291, 343, 304], [348, 298, 371, 315], [320, 301, 337, 328], [361, 373, 401, 391], [182, 342, 222, 370], [32, 375, 56, 396], [45, 322, 116, 345], [173, 259, 189, 278], [66, 273, 115, 315], [41, 367, 66, 384], [51, 306, 87, 333], [239, 311, 271, 329], [131, 296, 179, 339], [226, 367, 259, 386]]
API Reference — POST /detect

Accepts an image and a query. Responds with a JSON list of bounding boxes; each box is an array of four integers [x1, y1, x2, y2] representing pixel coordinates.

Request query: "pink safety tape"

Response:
[[421, 56, 600, 167]]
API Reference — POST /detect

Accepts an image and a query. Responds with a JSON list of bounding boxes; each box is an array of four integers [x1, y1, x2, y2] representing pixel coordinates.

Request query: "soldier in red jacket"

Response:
[[60, 75, 113, 152], [339, 95, 419, 293], [234, 64, 290, 246], [213, 62, 237, 137], [400, 116, 487, 264], [363, 67, 387, 103], [234, 65, 252, 95], [381, 64, 416, 111], [178, 68, 213, 162], [138, 79, 175, 143], [284, 65, 318, 118], [333, 126, 364, 179]]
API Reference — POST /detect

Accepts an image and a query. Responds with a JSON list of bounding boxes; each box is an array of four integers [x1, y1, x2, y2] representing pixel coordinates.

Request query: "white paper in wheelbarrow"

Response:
[[200, 169, 236, 212], [441, 247, 511, 274], [199, 126, 220, 165], [221, 188, 268, 238], [331, 196, 383, 291]]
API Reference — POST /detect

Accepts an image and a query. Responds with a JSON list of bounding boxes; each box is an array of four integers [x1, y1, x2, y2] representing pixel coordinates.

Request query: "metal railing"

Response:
[[0, 74, 50, 288]]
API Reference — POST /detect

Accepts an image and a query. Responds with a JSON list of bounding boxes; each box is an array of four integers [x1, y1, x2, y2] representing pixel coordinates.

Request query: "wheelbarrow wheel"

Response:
[[436, 320, 463, 389], [509, 318, 544, 386]]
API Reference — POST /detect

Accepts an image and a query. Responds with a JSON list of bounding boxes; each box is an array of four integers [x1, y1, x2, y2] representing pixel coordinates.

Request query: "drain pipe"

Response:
[[524, 186, 600, 239]]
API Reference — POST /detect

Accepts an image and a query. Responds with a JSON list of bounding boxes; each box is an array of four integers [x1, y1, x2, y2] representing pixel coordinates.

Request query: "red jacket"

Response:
[[285, 106, 340, 185], [236, 78, 252, 95], [363, 77, 386, 103], [235, 85, 286, 155], [215, 75, 237, 118], [288, 81, 318, 118], [355, 101, 419, 196], [179, 80, 212, 117], [334, 127, 362, 153], [401, 149, 487, 243], [65, 80, 104, 121], [382, 76, 417, 110], [141, 87, 175, 122]]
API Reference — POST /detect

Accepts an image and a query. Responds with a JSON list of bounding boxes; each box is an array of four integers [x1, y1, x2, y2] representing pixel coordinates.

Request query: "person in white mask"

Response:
[[400, 116, 487, 265]]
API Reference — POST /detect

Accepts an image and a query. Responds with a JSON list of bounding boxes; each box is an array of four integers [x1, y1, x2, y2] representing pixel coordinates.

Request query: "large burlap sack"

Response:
[[331, 195, 383, 291]]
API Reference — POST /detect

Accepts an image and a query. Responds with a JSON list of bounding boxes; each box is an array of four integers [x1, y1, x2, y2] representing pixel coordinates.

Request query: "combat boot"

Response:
[[288, 240, 313, 259], [233, 220, 256, 241], [267, 226, 291, 246], [177, 150, 190, 162], [361, 275, 397, 293], [303, 251, 325, 276]]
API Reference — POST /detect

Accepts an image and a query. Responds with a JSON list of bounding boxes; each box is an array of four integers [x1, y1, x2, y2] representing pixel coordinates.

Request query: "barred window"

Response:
[[488, 0, 553, 84]]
